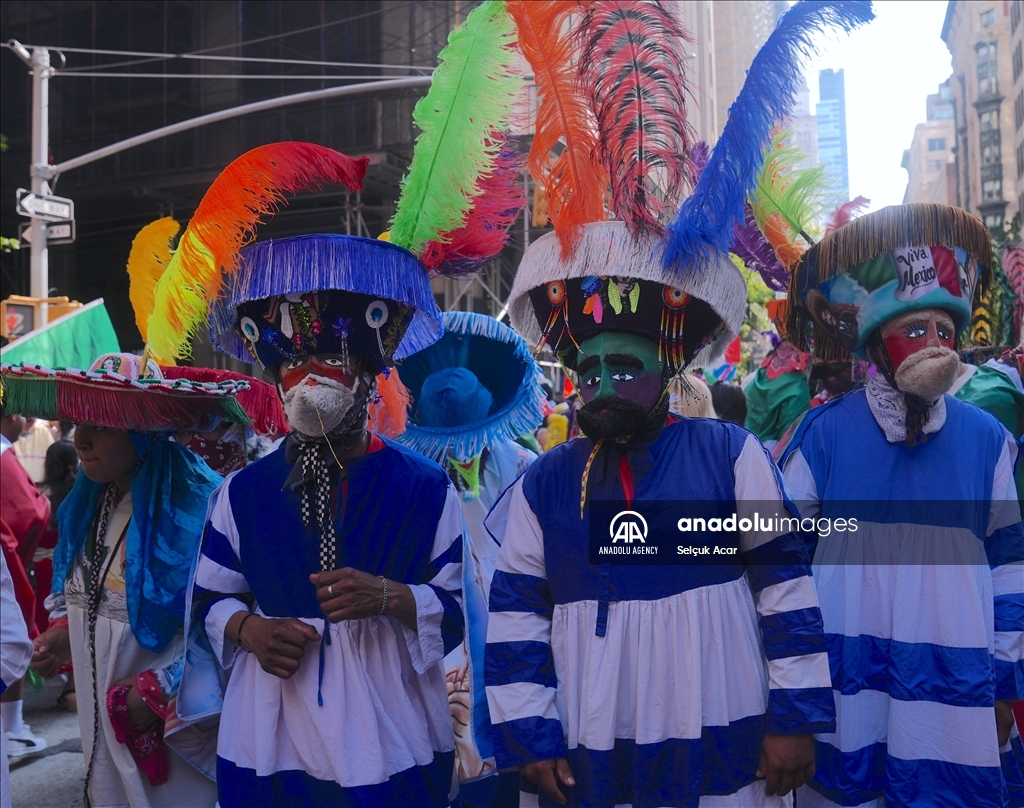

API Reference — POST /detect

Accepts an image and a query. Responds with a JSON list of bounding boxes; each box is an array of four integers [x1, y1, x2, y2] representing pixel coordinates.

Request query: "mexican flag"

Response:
[[1, 298, 119, 368]]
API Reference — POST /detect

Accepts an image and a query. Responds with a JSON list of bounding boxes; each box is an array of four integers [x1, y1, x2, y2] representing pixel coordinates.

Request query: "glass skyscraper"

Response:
[[817, 68, 850, 200]]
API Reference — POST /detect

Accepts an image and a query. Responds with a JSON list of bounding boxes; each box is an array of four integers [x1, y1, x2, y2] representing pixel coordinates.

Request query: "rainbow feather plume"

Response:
[[126, 217, 180, 352], [389, 0, 521, 260], [825, 195, 870, 234], [660, 0, 874, 277], [749, 132, 832, 267], [578, 0, 692, 238], [509, 0, 605, 258], [420, 142, 526, 276], [146, 142, 368, 361]]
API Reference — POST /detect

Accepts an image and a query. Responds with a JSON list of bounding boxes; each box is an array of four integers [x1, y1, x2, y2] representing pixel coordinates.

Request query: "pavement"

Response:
[[8, 676, 85, 808]]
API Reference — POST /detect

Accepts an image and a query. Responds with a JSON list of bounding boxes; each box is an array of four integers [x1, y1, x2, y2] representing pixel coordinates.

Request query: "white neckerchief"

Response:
[[865, 375, 946, 443]]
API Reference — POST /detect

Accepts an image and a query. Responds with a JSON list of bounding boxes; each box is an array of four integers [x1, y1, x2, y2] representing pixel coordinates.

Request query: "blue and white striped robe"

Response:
[[485, 418, 835, 807], [781, 389, 1024, 808], [189, 438, 465, 807]]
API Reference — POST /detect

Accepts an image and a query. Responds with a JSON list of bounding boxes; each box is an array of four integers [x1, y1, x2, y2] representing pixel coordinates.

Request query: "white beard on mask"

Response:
[[282, 374, 357, 438], [893, 346, 960, 400]]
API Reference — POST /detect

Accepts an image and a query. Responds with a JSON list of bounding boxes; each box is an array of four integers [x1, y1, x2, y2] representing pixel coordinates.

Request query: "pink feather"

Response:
[[420, 143, 526, 276], [578, 0, 692, 238], [825, 195, 870, 234]]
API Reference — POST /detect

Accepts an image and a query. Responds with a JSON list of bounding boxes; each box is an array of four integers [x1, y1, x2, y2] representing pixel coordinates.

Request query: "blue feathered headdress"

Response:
[[660, 1, 874, 278]]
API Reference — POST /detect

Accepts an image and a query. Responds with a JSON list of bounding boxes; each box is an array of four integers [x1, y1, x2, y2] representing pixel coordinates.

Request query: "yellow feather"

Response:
[[126, 218, 180, 344]]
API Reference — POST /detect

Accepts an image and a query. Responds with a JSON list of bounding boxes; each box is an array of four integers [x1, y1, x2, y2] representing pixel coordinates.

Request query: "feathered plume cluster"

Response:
[[389, 0, 524, 272], [508, 0, 605, 258], [661, 1, 874, 276], [826, 195, 870, 234], [142, 142, 368, 362], [578, 0, 692, 239], [127, 217, 180, 353]]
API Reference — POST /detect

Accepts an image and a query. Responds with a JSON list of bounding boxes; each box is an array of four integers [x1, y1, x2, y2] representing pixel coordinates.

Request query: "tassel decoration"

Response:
[[578, 0, 692, 239], [389, 0, 521, 258], [146, 143, 368, 362], [508, 0, 606, 258], [661, 1, 874, 276]]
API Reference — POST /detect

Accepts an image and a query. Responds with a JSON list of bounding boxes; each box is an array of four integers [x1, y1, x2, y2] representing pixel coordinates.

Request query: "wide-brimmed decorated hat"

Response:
[[0, 352, 249, 432], [159, 365, 288, 436], [208, 235, 440, 373], [504, 1, 873, 377], [787, 203, 993, 361], [129, 1, 524, 380], [395, 311, 545, 462], [509, 220, 746, 375]]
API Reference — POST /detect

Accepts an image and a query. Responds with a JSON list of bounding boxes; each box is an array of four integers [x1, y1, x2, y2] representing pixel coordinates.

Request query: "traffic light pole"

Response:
[[10, 42, 53, 323]]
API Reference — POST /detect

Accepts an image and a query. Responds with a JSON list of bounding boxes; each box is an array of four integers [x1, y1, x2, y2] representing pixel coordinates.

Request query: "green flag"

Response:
[[1, 299, 119, 368]]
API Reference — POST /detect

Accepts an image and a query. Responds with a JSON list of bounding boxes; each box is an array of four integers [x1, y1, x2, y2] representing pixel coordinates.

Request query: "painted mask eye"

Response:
[[239, 316, 260, 343], [936, 324, 952, 341], [322, 357, 346, 367], [284, 359, 305, 371], [663, 287, 689, 309], [547, 281, 566, 305], [584, 374, 602, 388], [365, 300, 390, 328], [610, 371, 636, 383], [904, 323, 928, 339]]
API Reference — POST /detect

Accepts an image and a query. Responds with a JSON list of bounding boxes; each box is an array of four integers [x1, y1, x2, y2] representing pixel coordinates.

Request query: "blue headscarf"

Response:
[[54, 432, 223, 652]]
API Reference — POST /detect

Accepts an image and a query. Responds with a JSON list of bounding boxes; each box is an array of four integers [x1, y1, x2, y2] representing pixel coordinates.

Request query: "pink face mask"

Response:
[[880, 310, 955, 372]]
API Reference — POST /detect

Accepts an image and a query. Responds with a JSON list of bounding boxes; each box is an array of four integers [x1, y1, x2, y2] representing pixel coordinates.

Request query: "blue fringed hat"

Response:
[[209, 234, 442, 373], [395, 311, 545, 462]]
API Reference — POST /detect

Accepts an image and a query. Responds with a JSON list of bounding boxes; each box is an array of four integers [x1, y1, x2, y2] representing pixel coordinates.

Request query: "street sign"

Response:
[[16, 188, 74, 221], [17, 219, 76, 246]]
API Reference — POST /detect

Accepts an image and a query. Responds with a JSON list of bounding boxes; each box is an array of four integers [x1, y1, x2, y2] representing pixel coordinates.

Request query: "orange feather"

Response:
[[762, 213, 804, 269], [508, 0, 606, 258], [147, 142, 368, 361], [367, 369, 412, 439]]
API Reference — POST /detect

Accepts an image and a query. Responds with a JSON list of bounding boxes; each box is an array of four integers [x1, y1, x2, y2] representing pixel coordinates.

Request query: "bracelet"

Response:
[[375, 576, 388, 618], [237, 612, 258, 652]]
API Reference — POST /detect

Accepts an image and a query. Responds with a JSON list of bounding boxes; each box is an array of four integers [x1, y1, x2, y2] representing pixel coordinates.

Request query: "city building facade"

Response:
[[942, 0, 1018, 228], [817, 68, 849, 200], [902, 79, 956, 204], [1012, 0, 1024, 216]]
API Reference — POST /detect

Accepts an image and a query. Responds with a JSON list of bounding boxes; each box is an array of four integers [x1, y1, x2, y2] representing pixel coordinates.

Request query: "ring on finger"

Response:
[[328, 583, 334, 597]]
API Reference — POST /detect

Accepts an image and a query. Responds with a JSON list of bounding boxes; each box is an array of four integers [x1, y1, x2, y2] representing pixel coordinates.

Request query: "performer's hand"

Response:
[[110, 677, 160, 728], [31, 625, 71, 679], [996, 700, 1014, 747], [310, 568, 418, 629], [757, 733, 815, 796], [240, 615, 320, 680], [520, 758, 575, 805]]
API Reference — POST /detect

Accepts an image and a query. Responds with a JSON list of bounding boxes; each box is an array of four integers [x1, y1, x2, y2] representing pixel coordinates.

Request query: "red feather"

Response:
[[578, 0, 692, 238], [1002, 243, 1024, 334], [508, 0, 606, 258], [825, 195, 870, 234], [419, 143, 526, 276]]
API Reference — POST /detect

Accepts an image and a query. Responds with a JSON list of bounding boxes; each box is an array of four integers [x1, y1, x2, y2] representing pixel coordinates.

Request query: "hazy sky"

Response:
[[802, 0, 953, 211]]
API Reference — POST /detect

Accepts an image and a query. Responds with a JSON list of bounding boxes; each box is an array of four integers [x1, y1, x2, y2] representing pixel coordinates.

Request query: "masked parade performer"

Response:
[[395, 310, 545, 800], [483, 2, 876, 805], [172, 6, 526, 801], [743, 299, 813, 450], [1, 352, 249, 808], [780, 203, 1024, 808]]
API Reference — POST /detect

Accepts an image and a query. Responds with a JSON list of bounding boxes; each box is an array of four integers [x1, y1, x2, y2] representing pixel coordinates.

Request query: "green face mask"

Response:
[[574, 332, 664, 411]]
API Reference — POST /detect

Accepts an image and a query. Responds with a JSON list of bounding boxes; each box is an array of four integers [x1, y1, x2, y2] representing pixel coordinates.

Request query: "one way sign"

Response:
[[16, 189, 74, 222]]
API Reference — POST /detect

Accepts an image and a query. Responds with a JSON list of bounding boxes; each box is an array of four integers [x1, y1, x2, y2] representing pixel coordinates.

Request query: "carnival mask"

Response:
[[574, 332, 665, 442], [879, 308, 959, 400], [279, 354, 373, 441]]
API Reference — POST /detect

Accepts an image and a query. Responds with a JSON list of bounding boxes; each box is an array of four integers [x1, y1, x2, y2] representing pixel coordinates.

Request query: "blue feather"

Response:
[[660, 1, 873, 278]]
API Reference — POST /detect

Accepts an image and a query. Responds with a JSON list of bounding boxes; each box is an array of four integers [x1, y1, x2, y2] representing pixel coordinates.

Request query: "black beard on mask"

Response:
[[576, 396, 668, 443]]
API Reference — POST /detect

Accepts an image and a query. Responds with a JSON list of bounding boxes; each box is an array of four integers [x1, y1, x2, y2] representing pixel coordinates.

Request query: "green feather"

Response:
[[389, 0, 520, 256], [750, 132, 833, 239]]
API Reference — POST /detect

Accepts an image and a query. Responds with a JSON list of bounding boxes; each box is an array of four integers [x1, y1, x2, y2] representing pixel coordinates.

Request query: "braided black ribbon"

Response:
[[299, 443, 337, 572]]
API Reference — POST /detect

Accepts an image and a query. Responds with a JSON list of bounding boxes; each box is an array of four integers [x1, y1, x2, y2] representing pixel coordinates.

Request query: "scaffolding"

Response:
[[1, 0, 542, 356]]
